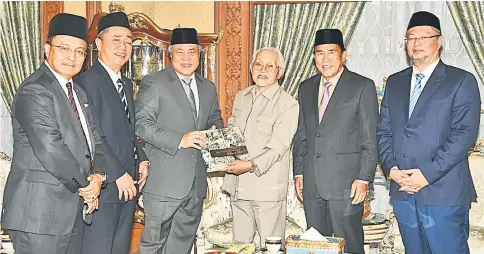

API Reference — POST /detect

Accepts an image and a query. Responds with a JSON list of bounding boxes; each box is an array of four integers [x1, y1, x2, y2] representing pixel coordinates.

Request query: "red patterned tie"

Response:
[[66, 82, 93, 170]]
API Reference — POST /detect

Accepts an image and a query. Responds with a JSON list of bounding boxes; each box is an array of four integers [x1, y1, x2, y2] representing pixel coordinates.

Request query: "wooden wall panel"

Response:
[[215, 1, 252, 125], [40, 1, 64, 61], [86, 1, 102, 25]]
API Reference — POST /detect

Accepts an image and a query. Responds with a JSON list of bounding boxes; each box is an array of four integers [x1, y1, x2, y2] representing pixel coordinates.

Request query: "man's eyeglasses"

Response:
[[405, 34, 441, 44], [50, 45, 87, 58], [252, 62, 279, 73]]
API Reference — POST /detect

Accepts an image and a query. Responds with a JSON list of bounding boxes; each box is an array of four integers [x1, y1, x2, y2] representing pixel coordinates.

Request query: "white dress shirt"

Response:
[[45, 62, 93, 154], [98, 59, 123, 89], [410, 58, 440, 92], [175, 72, 200, 115]]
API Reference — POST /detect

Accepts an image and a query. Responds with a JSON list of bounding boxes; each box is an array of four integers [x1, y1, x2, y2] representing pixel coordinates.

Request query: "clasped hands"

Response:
[[389, 168, 429, 194], [79, 173, 103, 214]]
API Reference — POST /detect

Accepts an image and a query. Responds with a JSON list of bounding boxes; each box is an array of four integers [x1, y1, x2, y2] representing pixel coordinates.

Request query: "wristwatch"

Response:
[[91, 171, 107, 189]]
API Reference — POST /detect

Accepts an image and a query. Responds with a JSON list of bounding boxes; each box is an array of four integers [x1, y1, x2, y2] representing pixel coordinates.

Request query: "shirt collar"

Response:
[[175, 71, 195, 83], [45, 62, 72, 86], [412, 58, 440, 78], [244, 82, 280, 101], [321, 66, 345, 86], [98, 59, 122, 83]]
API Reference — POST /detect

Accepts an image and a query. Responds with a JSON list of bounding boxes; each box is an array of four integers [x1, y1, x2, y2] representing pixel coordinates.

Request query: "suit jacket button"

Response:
[[85, 154, 90, 159], [405, 134, 410, 137], [402, 153, 406, 157], [316, 133, 320, 137], [192, 154, 196, 158], [315, 153, 320, 158]]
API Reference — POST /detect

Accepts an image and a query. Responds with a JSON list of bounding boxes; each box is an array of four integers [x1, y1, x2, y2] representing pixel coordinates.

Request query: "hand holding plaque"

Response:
[[200, 127, 249, 172]]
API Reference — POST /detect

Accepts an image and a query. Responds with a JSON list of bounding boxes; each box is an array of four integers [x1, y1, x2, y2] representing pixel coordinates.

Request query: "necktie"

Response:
[[408, 73, 425, 118], [116, 78, 130, 123], [181, 78, 197, 119], [319, 81, 332, 122], [116, 78, 138, 162], [66, 82, 92, 170]]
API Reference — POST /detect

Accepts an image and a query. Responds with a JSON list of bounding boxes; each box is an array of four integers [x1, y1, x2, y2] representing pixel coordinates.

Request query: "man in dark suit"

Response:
[[1, 13, 107, 254], [377, 11, 480, 254], [293, 29, 379, 254], [77, 12, 149, 254], [135, 28, 223, 254]]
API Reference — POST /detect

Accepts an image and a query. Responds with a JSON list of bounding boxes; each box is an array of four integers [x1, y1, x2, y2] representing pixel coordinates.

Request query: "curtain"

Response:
[[0, 1, 40, 113], [447, 1, 484, 85], [253, 2, 366, 97]]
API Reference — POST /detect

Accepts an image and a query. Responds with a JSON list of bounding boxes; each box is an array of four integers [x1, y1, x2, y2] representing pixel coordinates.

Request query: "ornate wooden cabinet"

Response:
[[86, 10, 222, 254], [86, 12, 221, 91]]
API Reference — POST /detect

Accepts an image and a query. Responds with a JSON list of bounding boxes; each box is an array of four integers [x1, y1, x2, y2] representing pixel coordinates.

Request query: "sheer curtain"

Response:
[[346, 1, 482, 98], [0, 1, 40, 113], [253, 2, 366, 96]]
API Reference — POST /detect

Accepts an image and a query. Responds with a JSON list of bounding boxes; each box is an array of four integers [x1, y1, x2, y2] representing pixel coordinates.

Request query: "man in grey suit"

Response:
[[292, 29, 378, 254], [135, 28, 223, 254], [1, 13, 108, 254]]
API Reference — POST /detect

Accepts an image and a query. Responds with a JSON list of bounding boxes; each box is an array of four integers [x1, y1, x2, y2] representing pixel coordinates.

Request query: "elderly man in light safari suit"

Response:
[[222, 47, 299, 248]]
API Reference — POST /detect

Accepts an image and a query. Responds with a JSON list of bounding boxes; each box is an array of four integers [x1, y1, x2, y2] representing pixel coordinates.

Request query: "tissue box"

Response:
[[285, 235, 344, 254]]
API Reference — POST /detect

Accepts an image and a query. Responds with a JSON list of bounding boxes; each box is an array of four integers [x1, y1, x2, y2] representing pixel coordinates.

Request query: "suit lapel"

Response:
[[319, 68, 350, 127], [123, 76, 135, 131], [409, 61, 447, 122], [166, 66, 197, 128], [40, 65, 89, 153], [400, 69, 412, 123], [73, 82, 95, 155], [195, 74, 206, 129], [311, 75, 321, 127]]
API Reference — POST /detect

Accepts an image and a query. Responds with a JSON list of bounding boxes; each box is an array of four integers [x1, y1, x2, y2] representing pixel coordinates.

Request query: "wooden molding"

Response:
[[86, 1, 102, 25], [216, 1, 252, 125], [40, 1, 64, 61]]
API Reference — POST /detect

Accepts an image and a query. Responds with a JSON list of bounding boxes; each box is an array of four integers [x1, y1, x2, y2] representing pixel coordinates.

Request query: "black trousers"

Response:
[[303, 191, 365, 254], [82, 199, 136, 254]]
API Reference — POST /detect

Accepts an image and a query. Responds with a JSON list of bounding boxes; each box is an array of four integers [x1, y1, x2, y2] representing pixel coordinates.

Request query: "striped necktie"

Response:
[[116, 78, 130, 123], [116, 78, 138, 162], [409, 73, 425, 118], [181, 78, 198, 119]]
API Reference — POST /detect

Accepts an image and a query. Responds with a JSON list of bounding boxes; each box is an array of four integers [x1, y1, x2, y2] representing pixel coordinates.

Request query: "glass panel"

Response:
[[129, 42, 164, 82]]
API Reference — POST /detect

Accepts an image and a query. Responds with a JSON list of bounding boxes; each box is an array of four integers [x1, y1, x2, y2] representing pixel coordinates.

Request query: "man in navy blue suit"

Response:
[[377, 11, 480, 254]]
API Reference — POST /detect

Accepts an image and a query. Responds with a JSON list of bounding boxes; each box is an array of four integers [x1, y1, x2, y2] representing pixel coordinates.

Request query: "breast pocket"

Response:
[[256, 115, 276, 136]]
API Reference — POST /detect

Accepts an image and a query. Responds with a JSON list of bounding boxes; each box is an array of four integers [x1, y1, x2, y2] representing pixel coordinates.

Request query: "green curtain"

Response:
[[253, 2, 366, 97], [0, 1, 40, 113], [447, 2, 484, 85]]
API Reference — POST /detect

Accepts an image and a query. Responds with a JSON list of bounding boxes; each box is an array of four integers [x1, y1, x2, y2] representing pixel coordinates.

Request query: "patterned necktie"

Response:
[[116, 78, 130, 123], [116, 78, 138, 161], [408, 73, 425, 118], [66, 82, 93, 170], [181, 78, 198, 119], [319, 81, 332, 122]]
